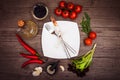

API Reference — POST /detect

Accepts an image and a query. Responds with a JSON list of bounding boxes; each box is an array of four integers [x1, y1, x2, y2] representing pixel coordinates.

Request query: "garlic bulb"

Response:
[[32, 67, 43, 76]]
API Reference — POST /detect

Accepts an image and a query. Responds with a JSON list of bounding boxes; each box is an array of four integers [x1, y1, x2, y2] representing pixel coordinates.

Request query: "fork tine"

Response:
[[63, 40, 76, 54], [62, 40, 71, 59], [45, 24, 54, 34], [60, 36, 76, 54], [45, 24, 50, 31], [45, 23, 76, 59]]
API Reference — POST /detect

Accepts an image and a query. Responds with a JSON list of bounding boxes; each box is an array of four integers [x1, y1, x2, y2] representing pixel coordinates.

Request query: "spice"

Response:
[[20, 53, 39, 59], [60, 65, 65, 72], [32, 70, 41, 76], [16, 34, 39, 56], [33, 4, 47, 18], [16, 34, 46, 68], [32, 67, 43, 76], [22, 59, 43, 68]]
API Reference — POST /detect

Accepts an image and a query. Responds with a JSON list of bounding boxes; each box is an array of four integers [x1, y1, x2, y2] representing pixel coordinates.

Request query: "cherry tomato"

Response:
[[89, 31, 97, 40], [84, 38, 92, 46], [62, 10, 69, 18], [59, 1, 66, 8], [74, 5, 82, 13], [69, 11, 77, 19], [54, 7, 62, 16], [67, 2, 74, 10]]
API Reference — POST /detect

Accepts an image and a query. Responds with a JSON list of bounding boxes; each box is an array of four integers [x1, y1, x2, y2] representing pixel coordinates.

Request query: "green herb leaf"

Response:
[[71, 43, 97, 72], [80, 12, 91, 35]]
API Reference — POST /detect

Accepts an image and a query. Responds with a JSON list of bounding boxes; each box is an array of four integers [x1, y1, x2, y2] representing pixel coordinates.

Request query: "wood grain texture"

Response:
[[0, 0, 120, 80]]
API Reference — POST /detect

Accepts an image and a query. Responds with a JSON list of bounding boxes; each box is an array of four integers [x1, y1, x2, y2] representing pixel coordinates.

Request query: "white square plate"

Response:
[[42, 21, 80, 59]]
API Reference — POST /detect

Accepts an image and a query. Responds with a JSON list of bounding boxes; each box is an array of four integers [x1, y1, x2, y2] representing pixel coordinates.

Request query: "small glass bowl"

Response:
[[32, 3, 48, 20], [18, 20, 38, 39]]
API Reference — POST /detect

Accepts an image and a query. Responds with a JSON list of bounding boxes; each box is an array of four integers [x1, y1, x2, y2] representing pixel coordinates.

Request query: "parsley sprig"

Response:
[[80, 12, 91, 35]]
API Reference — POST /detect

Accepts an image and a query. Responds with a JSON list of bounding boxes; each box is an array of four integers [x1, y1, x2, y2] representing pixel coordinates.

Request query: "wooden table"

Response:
[[0, 0, 120, 80]]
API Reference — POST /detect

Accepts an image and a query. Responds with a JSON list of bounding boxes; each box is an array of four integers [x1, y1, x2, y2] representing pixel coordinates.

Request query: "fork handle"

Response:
[[50, 16, 57, 26]]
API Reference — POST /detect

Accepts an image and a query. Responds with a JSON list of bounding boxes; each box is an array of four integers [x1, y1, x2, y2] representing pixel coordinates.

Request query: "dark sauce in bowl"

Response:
[[32, 3, 48, 20]]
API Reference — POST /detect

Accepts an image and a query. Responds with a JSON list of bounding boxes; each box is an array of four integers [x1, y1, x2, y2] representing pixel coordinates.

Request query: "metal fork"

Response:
[[45, 24, 76, 58]]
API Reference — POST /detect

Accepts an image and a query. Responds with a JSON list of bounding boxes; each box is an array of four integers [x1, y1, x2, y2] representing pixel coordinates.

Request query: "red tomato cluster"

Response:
[[54, 1, 82, 19], [84, 31, 97, 46]]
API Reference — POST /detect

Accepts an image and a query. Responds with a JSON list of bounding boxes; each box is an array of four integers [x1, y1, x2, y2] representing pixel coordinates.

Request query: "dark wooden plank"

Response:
[[0, 58, 120, 80], [1, 0, 120, 8], [0, 27, 120, 41], [0, 0, 120, 80], [0, 7, 120, 28], [0, 34, 120, 58]]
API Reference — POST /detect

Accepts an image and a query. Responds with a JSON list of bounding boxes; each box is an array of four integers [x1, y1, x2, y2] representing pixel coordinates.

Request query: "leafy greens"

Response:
[[71, 43, 97, 72]]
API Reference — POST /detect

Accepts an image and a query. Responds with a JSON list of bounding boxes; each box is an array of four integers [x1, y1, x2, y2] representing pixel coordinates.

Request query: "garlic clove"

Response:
[[35, 67, 43, 71], [60, 65, 65, 72], [32, 67, 43, 76], [32, 70, 41, 76]]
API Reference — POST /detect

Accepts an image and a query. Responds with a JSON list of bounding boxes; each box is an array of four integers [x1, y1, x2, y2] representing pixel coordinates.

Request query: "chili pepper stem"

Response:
[[35, 53, 47, 62]]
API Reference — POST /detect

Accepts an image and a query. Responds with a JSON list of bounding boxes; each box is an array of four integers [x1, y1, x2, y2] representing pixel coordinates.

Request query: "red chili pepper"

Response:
[[22, 59, 43, 68], [16, 34, 38, 55], [20, 53, 39, 59]]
